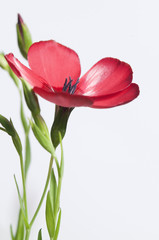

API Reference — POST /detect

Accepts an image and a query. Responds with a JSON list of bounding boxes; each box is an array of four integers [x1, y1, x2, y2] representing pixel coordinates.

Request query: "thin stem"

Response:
[[20, 153, 28, 221], [25, 228, 30, 240], [30, 155, 54, 227]]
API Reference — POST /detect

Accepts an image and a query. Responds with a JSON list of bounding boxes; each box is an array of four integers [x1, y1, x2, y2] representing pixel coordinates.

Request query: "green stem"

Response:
[[25, 228, 30, 240], [20, 153, 28, 221], [30, 155, 54, 227]]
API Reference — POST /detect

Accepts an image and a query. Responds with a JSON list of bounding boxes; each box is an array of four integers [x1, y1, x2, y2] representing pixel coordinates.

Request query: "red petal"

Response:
[[91, 83, 139, 108], [5, 53, 48, 90], [28, 40, 81, 90], [77, 58, 133, 96], [34, 87, 93, 108]]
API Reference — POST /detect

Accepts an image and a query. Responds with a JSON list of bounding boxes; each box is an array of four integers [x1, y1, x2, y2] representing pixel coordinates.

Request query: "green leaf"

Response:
[[59, 132, 64, 178], [37, 229, 42, 240], [10, 225, 15, 240], [0, 115, 22, 156], [24, 134, 31, 178], [30, 120, 55, 156], [45, 191, 55, 238], [20, 90, 29, 133], [14, 175, 29, 228], [15, 210, 25, 240], [50, 169, 57, 213], [0, 114, 15, 136], [54, 209, 61, 240]]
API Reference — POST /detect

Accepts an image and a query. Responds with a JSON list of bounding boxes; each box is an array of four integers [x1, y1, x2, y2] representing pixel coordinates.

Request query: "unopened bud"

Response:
[[16, 14, 32, 59]]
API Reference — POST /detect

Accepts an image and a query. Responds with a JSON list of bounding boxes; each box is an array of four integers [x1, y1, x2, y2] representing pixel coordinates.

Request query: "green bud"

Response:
[[16, 14, 32, 59], [32, 113, 50, 138], [22, 79, 40, 115], [30, 120, 54, 156], [51, 106, 73, 148], [0, 115, 22, 156]]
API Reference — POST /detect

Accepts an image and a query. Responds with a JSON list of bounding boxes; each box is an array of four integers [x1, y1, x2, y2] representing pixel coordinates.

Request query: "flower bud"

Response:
[[16, 14, 32, 59], [51, 106, 73, 148], [32, 113, 50, 138], [30, 119, 54, 156]]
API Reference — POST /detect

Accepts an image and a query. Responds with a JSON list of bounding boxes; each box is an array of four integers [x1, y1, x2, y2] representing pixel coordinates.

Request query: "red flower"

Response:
[[5, 40, 139, 108]]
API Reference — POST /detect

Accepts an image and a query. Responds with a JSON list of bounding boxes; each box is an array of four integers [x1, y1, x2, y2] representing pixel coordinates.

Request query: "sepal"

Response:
[[51, 106, 73, 148]]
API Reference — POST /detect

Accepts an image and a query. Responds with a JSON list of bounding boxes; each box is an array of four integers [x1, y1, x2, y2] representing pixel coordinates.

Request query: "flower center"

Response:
[[62, 76, 79, 94]]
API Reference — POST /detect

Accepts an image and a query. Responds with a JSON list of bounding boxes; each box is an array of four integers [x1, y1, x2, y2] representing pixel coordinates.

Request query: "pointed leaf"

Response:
[[0, 114, 15, 136], [10, 225, 15, 240], [24, 134, 31, 178], [45, 191, 55, 238], [20, 90, 29, 133], [50, 169, 57, 213], [15, 210, 25, 240], [37, 229, 42, 240], [54, 209, 61, 240], [0, 115, 22, 156], [59, 132, 64, 178], [14, 175, 29, 228]]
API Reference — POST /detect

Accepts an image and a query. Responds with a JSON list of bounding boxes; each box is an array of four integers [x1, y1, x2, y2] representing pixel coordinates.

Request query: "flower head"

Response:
[[5, 40, 139, 108]]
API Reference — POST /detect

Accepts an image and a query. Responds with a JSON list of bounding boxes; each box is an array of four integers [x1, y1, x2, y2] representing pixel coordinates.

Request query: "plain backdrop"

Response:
[[0, 0, 158, 239]]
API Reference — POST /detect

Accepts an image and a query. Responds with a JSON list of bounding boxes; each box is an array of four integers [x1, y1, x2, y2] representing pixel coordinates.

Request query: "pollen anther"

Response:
[[63, 76, 79, 94]]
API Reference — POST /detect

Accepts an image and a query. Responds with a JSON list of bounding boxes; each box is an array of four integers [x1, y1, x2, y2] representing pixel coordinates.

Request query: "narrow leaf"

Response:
[[20, 91, 28, 133], [37, 229, 42, 240], [15, 210, 25, 240], [24, 134, 31, 178], [59, 132, 64, 178], [14, 175, 28, 228], [45, 191, 55, 238], [54, 209, 62, 240], [10, 225, 15, 240], [50, 169, 57, 213]]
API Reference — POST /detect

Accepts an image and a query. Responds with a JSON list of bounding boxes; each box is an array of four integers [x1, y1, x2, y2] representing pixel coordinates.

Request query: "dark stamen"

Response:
[[63, 76, 79, 94]]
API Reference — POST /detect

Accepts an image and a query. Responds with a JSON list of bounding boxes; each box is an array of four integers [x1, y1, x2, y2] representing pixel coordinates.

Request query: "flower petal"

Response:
[[5, 53, 48, 90], [91, 83, 139, 108], [34, 87, 93, 108], [28, 40, 81, 90], [77, 58, 133, 96]]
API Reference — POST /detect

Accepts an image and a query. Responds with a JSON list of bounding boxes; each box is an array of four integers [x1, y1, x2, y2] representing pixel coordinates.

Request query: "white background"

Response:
[[0, 0, 158, 239]]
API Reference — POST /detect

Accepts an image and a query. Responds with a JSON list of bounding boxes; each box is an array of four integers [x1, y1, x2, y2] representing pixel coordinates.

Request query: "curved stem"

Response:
[[30, 155, 53, 227], [20, 153, 28, 221]]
